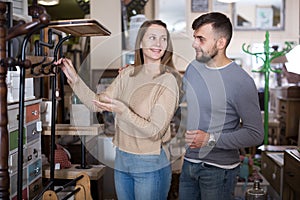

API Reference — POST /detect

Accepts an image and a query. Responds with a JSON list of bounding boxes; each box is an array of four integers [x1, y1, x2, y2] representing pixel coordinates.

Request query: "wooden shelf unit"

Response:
[[42, 124, 104, 136]]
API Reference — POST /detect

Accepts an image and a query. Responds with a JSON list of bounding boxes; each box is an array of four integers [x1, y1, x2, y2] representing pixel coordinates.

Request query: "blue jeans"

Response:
[[179, 159, 240, 200], [114, 148, 171, 200]]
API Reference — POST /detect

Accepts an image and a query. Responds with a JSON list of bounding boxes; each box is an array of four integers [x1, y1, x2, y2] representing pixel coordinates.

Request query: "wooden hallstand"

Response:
[[0, 2, 9, 199], [0, 1, 111, 199]]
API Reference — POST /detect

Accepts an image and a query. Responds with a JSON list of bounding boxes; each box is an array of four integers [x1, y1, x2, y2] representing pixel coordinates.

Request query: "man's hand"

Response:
[[118, 64, 129, 73], [185, 130, 209, 148]]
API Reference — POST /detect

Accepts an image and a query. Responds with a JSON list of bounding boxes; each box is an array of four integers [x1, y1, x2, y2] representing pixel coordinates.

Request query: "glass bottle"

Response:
[[245, 180, 267, 200]]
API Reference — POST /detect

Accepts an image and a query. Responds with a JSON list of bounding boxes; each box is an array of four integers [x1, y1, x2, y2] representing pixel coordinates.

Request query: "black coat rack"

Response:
[[0, 1, 110, 199]]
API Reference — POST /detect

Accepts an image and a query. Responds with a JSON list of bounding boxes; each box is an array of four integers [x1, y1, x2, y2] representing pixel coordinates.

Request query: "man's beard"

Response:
[[196, 47, 218, 63]]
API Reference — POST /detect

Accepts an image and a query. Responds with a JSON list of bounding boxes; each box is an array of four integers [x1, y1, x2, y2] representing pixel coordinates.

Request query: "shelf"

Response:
[[42, 124, 104, 136], [42, 164, 106, 180], [258, 145, 298, 152], [48, 19, 111, 37]]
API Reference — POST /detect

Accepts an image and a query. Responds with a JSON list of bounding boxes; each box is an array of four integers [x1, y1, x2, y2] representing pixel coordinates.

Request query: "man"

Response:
[[179, 12, 264, 200]]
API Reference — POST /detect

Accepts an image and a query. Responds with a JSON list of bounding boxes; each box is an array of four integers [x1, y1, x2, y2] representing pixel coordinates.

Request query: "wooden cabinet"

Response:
[[8, 99, 43, 200], [278, 97, 300, 144], [261, 151, 284, 198], [283, 149, 300, 199], [259, 145, 299, 199]]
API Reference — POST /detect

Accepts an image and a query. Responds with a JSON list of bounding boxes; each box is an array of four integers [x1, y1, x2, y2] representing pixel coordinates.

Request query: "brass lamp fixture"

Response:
[[38, 0, 60, 6]]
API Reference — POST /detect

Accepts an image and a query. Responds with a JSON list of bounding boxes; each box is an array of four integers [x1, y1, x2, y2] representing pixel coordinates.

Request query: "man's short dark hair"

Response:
[[192, 12, 233, 47]]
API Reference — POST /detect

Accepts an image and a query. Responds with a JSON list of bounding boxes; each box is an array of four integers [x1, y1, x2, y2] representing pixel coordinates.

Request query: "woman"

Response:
[[55, 20, 181, 200]]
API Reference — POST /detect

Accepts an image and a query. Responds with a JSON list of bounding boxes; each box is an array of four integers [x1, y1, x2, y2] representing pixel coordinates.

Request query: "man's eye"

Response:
[[195, 37, 204, 43]]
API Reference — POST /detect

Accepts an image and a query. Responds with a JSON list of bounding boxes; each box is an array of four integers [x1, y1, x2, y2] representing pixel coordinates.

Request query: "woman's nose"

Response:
[[155, 39, 161, 46]]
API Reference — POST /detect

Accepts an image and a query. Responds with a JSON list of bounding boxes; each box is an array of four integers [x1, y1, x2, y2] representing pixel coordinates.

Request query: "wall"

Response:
[[90, 0, 122, 70], [228, 0, 299, 74], [90, 0, 300, 75], [171, 0, 300, 73]]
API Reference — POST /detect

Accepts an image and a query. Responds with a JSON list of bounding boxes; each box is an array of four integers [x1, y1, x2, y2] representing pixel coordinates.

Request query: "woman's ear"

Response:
[[140, 43, 142, 48]]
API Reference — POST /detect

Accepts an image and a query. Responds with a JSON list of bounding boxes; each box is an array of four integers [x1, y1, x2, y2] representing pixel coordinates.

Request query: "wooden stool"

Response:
[[43, 164, 106, 200]]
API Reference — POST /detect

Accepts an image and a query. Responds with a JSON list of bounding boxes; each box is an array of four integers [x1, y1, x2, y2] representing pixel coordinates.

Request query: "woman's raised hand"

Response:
[[55, 58, 78, 84]]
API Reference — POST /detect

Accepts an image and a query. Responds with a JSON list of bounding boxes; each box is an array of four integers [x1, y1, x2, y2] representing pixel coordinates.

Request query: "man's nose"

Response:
[[192, 39, 198, 48]]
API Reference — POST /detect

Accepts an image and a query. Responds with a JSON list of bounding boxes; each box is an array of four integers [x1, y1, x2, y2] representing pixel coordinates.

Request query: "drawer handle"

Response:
[[35, 167, 40, 174], [272, 173, 276, 180], [32, 129, 38, 135], [33, 184, 40, 192], [28, 155, 32, 162], [33, 149, 39, 158], [32, 110, 38, 116], [263, 163, 267, 168], [30, 166, 40, 177], [286, 171, 295, 177]]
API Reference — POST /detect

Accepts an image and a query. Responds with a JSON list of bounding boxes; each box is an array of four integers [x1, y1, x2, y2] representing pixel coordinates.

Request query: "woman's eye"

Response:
[[149, 36, 155, 40], [161, 37, 167, 42]]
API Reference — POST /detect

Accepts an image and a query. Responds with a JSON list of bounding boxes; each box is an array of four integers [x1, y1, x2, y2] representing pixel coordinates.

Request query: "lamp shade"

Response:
[[38, 0, 59, 6], [285, 45, 300, 75]]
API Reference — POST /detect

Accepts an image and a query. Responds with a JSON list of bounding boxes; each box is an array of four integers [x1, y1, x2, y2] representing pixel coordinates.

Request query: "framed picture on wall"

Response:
[[191, 0, 209, 12], [256, 6, 274, 29]]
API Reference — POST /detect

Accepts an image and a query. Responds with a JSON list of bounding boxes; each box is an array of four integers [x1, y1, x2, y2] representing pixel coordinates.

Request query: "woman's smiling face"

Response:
[[140, 24, 168, 63]]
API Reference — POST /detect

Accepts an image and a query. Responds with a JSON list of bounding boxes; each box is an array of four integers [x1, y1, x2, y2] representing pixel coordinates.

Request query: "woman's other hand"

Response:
[[92, 96, 126, 114], [55, 58, 78, 84]]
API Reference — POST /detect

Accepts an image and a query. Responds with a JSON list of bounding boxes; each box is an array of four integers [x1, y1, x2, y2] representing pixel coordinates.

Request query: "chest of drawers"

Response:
[[283, 149, 300, 199], [7, 99, 43, 200], [261, 151, 284, 198], [277, 97, 300, 144]]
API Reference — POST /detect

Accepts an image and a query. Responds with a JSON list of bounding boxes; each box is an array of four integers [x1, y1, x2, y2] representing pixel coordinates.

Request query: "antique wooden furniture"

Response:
[[283, 149, 300, 199], [43, 165, 105, 200], [259, 145, 299, 199], [278, 97, 300, 144], [42, 172, 93, 200], [0, 1, 111, 199], [261, 151, 284, 198], [0, 3, 9, 197], [8, 99, 43, 199], [0, 2, 45, 198]]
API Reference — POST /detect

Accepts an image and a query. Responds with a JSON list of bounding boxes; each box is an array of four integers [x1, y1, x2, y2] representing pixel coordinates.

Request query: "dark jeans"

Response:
[[179, 159, 240, 200]]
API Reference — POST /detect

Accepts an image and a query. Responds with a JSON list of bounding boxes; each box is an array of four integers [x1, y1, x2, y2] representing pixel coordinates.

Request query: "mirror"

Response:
[[233, 0, 285, 30], [155, 0, 186, 33]]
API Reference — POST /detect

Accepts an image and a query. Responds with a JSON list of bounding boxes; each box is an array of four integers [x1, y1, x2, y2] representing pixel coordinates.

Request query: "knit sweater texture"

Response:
[[183, 60, 264, 165], [71, 66, 179, 155]]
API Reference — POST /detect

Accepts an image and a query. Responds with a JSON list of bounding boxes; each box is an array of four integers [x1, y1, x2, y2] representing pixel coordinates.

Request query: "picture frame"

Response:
[[256, 6, 274, 29], [191, 0, 209, 12]]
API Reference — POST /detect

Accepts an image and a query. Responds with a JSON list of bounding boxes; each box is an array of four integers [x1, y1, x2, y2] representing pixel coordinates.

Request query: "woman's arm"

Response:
[[55, 58, 123, 112], [117, 76, 179, 141]]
